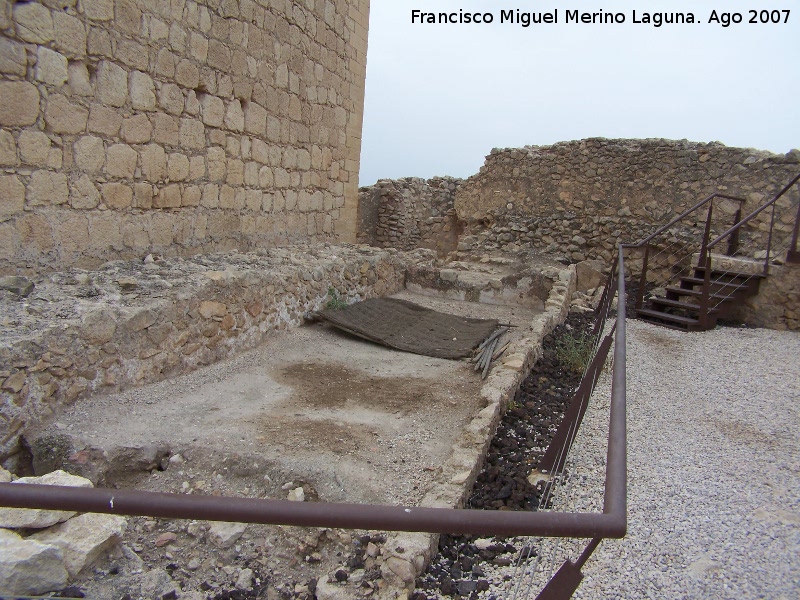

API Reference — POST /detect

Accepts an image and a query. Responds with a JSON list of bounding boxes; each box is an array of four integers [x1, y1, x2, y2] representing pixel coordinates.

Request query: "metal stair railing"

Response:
[[620, 192, 747, 315], [697, 171, 800, 319]]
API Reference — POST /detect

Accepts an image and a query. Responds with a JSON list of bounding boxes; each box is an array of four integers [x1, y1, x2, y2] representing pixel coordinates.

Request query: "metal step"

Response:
[[664, 286, 739, 302], [679, 276, 750, 291], [649, 297, 720, 314], [693, 267, 765, 281], [636, 308, 707, 330]]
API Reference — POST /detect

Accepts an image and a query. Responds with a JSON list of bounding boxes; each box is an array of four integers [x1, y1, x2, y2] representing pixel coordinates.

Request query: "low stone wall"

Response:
[[378, 263, 577, 597], [455, 139, 799, 262], [733, 264, 800, 330], [357, 176, 463, 255], [0, 243, 434, 465]]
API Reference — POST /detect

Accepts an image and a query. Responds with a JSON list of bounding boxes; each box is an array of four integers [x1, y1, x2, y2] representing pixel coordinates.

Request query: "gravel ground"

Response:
[[421, 318, 800, 600], [560, 319, 800, 599]]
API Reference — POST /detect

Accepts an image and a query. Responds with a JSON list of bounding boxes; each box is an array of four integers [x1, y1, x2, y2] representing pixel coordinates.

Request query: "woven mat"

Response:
[[317, 298, 499, 359]]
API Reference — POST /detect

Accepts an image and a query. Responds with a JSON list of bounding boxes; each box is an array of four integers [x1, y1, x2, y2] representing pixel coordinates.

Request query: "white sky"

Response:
[[359, 0, 800, 185]]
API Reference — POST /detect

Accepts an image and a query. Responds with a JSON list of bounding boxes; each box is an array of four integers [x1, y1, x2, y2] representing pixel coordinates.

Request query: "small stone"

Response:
[[155, 532, 177, 547], [117, 277, 138, 291], [187, 557, 201, 570], [0, 276, 34, 297], [235, 567, 254, 591], [198, 300, 227, 319], [334, 569, 349, 582], [287, 487, 305, 502], [207, 521, 247, 548]]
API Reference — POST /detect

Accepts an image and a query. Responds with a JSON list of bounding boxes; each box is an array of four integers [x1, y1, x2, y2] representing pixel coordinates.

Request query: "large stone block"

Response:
[[80, 0, 114, 21], [152, 112, 180, 145], [140, 145, 167, 183], [0, 175, 24, 217], [30, 513, 127, 577], [129, 71, 156, 110], [96, 60, 128, 107], [53, 11, 86, 58], [168, 153, 190, 181], [158, 82, 184, 115], [45, 94, 89, 134], [13, 2, 55, 43], [0, 471, 93, 529], [88, 103, 122, 136], [27, 170, 68, 206], [105, 144, 138, 178], [153, 183, 181, 208], [101, 182, 133, 209], [0, 529, 68, 596], [206, 146, 226, 181], [175, 58, 199, 89], [70, 174, 101, 209], [0, 82, 40, 127], [180, 118, 205, 149], [121, 113, 153, 144], [17, 129, 52, 167], [0, 37, 27, 76], [0, 130, 17, 166], [73, 135, 105, 173], [244, 101, 267, 135], [224, 99, 244, 132], [68, 62, 93, 95], [201, 94, 225, 127]]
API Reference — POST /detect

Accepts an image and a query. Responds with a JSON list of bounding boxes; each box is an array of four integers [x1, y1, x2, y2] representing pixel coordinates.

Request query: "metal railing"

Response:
[[0, 251, 629, 600], [622, 171, 800, 329]]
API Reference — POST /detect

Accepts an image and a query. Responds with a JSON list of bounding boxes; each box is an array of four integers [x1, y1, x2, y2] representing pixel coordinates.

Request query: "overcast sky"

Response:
[[359, 0, 800, 186]]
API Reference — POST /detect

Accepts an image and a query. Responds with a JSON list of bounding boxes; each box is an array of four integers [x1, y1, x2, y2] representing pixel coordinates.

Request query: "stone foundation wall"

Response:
[[357, 176, 463, 256], [455, 139, 799, 263], [0, 244, 433, 464], [733, 264, 800, 330], [0, 0, 370, 274]]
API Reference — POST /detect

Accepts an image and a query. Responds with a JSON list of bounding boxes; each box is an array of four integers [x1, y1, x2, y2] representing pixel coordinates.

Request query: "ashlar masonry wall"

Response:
[[0, 0, 370, 274]]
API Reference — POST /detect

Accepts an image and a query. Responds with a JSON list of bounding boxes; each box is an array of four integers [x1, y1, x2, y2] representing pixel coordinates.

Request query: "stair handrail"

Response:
[[705, 171, 800, 273], [622, 192, 746, 250], [620, 192, 747, 310]]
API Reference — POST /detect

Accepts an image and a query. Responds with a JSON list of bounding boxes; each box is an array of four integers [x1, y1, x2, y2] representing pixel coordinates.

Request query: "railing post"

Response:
[[699, 249, 712, 329], [726, 208, 742, 256], [787, 197, 800, 264], [698, 203, 714, 267], [636, 245, 649, 310], [763, 203, 778, 276]]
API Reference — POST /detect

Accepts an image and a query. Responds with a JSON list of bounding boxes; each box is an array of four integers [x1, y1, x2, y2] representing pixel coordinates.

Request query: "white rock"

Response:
[[287, 486, 305, 502], [314, 578, 351, 600], [0, 467, 11, 482], [235, 567, 254, 590], [207, 521, 247, 548], [29, 513, 127, 577], [0, 470, 93, 529], [0, 528, 68, 595]]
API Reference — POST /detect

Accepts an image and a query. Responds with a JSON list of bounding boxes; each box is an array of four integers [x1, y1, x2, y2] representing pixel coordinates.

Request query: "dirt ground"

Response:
[[34, 290, 541, 597]]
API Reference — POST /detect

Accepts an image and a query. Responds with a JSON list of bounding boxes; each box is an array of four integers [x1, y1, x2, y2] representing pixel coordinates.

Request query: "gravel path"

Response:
[[564, 320, 800, 599]]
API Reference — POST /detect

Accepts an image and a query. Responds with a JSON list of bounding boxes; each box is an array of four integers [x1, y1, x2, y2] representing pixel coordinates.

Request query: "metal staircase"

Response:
[[624, 171, 800, 332]]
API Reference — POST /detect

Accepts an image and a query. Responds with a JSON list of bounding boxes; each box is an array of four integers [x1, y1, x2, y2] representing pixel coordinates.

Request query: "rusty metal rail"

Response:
[[0, 251, 629, 599]]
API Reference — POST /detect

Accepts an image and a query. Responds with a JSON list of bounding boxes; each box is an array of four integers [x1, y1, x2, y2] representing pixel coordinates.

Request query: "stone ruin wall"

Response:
[[359, 138, 800, 328], [357, 176, 463, 255], [454, 138, 799, 263], [0, 244, 431, 464], [0, 0, 370, 275]]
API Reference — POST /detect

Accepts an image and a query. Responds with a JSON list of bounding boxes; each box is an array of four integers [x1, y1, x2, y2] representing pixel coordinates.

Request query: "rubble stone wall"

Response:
[[454, 138, 799, 263], [0, 0, 369, 274], [0, 244, 433, 464], [357, 176, 463, 256]]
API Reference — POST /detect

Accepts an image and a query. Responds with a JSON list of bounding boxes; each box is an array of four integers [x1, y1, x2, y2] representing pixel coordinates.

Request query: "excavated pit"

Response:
[[1, 247, 579, 598]]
